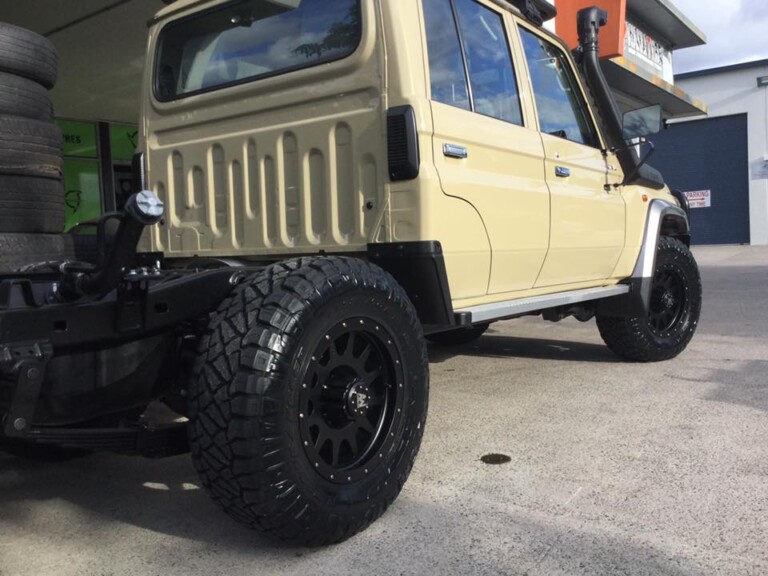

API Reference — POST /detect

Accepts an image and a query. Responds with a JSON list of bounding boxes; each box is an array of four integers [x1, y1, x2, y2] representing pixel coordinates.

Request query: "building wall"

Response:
[[677, 63, 768, 245]]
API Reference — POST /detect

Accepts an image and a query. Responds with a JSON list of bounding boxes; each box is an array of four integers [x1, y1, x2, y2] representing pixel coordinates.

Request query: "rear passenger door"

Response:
[[423, 0, 550, 295], [517, 25, 625, 287]]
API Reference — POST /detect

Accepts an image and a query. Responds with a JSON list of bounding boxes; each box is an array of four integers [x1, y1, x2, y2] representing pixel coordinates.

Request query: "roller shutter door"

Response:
[[650, 114, 750, 245]]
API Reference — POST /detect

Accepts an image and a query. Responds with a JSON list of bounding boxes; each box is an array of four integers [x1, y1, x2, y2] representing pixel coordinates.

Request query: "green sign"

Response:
[[63, 159, 102, 231], [57, 120, 98, 158], [110, 124, 139, 162]]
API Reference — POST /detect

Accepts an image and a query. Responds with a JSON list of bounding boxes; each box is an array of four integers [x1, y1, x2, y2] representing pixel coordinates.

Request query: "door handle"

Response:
[[555, 166, 571, 178], [443, 144, 468, 159]]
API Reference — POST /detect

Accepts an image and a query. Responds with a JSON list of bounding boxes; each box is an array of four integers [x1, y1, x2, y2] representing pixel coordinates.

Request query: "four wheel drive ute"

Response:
[[0, 0, 701, 545]]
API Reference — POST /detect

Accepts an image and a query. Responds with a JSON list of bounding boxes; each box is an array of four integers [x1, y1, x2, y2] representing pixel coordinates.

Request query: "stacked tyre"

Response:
[[0, 22, 68, 271]]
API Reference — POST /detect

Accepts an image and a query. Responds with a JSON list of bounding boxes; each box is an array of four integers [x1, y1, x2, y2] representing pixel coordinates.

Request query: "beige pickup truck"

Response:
[[0, 0, 700, 546]]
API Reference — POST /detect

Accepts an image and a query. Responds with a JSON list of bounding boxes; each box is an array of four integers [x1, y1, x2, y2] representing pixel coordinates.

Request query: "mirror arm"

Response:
[[619, 140, 656, 187]]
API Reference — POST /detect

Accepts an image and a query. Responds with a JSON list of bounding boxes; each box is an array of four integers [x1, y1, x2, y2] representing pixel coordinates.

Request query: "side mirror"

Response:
[[622, 105, 663, 140]]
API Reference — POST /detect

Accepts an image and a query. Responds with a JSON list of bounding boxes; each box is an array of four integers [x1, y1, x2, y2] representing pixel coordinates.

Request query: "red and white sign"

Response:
[[684, 190, 711, 209]]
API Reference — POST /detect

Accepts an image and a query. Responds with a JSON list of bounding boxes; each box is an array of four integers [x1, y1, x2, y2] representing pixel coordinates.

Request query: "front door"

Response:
[[517, 25, 625, 287]]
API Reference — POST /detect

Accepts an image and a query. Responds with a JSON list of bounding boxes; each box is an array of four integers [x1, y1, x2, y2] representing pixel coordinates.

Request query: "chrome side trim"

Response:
[[632, 199, 688, 280], [456, 285, 629, 324]]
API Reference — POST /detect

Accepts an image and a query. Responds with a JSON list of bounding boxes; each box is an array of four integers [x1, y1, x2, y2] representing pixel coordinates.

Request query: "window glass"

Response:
[[423, 0, 470, 110], [156, 0, 361, 100], [519, 27, 599, 147], [454, 0, 522, 125]]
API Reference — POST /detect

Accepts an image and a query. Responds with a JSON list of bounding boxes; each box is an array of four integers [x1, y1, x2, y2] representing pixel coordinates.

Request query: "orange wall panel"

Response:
[[555, 0, 627, 59]]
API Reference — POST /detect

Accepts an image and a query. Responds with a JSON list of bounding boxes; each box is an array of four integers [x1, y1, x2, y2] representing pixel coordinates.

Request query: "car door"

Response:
[[517, 24, 625, 288], [423, 0, 550, 296]]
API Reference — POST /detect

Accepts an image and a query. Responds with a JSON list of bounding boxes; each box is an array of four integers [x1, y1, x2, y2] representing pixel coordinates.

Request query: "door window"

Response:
[[423, 0, 523, 125], [519, 27, 599, 147], [423, 0, 470, 110]]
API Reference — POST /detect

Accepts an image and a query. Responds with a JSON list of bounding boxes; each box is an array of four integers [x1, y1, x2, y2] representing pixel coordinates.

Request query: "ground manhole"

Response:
[[480, 453, 511, 465]]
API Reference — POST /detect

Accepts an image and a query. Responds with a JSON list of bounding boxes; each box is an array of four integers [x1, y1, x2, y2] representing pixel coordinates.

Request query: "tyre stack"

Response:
[[0, 22, 69, 272]]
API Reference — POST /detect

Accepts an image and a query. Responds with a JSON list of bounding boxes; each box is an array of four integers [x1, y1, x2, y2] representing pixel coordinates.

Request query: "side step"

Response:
[[455, 285, 629, 324]]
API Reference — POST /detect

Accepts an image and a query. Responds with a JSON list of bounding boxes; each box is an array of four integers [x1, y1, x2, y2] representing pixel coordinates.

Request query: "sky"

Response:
[[671, 0, 768, 74]]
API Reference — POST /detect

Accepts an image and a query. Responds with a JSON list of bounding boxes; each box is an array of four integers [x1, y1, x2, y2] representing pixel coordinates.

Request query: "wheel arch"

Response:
[[599, 199, 691, 318]]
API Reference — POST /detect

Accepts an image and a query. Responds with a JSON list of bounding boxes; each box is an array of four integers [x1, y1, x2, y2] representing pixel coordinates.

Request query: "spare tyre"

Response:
[[0, 175, 65, 233], [0, 71, 54, 121], [0, 116, 62, 180], [0, 232, 74, 272], [0, 22, 58, 89]]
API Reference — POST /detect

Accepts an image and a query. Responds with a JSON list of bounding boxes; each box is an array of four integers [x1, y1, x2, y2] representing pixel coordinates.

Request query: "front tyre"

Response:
[[189, 257, 429, 545], [597, 237, 702, 362]]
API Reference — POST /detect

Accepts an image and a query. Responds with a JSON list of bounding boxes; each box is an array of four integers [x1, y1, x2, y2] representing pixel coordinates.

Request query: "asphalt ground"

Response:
[[1, 245, 766, 576]]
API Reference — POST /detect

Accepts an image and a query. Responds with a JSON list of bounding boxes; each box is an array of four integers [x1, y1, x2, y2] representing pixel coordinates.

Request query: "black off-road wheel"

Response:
[[426, 323, 490, 346], [189, 257, 429, 545], [597, 237, 702, 362]]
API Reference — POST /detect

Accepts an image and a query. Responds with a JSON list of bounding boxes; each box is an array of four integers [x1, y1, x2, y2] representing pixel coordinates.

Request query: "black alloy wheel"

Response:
[[648, 267, 687, 335], [300, 318, 404, 484]]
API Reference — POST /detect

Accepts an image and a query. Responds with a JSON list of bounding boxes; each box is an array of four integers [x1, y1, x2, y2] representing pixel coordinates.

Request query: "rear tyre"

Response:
[[426, 323, 490, 346], [0, 71, 53, 121], [0, 23, 58, 89], [0, 175, 65, 233], [597, 236, 701, 362], [189, 256, 429, 545]]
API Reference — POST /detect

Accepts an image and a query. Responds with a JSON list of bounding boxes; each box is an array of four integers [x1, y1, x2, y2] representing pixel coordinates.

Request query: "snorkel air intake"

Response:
[[576, 7, 665, 189]]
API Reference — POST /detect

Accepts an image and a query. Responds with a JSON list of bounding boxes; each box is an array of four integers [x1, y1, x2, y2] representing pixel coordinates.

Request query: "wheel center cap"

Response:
[[345, 381, 371, 418], [662, 291, 676, 310]]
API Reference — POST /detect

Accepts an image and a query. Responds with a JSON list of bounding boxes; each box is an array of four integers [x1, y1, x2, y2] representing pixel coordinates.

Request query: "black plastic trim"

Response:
[[368, 241, 454, 332], [510, 0, 557, 25], [387, 106, 420, 181]]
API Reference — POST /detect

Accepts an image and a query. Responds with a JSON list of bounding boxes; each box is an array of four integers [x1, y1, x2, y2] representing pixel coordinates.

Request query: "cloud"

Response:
[[671, 0, 768, 73]]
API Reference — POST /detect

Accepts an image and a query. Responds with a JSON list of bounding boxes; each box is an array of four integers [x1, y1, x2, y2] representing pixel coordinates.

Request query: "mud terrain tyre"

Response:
[[0, 23, 58, 89], [189, 256, 429, 545], [597, 237, 701, 362], [0, 71, 53, 121], [426, 323, 490, 346]]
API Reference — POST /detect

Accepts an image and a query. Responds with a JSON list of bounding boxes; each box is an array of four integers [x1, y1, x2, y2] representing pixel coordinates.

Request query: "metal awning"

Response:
[[602, 57, 708, 118], [627, 0, 706, 49]]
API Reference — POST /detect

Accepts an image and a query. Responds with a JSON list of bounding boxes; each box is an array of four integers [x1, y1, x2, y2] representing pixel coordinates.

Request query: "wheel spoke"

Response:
[[345, 430, 359, 457], [363, 365, 382, 385], [331, 437, 341, 467], [358, 418, 375, 434]]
